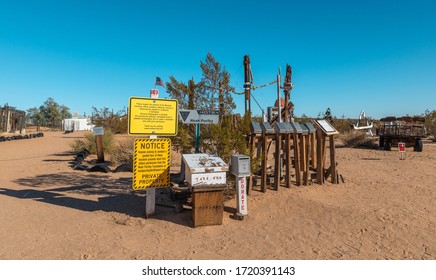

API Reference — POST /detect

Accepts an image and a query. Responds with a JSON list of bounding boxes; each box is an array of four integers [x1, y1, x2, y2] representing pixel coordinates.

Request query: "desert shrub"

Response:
[[70, 130, 115, 154], [91, 107, 128, 134], [424, 109, 436, 140], [341, 130, 378, 148], [110, 137, 134, 165]]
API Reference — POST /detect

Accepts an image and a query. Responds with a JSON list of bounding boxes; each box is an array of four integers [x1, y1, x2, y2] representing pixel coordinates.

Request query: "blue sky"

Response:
[[1, 0, 435, 119]]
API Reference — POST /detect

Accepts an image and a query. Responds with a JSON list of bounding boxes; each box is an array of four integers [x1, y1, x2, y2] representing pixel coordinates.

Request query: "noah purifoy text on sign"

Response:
[[128, 97, 178, 136], [179, 109, 219, 124], [133, 138, 171, 190]]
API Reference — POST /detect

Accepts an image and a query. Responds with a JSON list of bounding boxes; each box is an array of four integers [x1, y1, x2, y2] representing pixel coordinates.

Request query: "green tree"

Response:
[[198, 52, 236, 113], [166, 53, 248, 162], [26, 98, 71, 129]]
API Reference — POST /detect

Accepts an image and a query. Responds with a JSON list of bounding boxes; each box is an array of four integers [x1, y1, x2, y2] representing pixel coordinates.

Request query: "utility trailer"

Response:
[[377, 116, 426, 152]]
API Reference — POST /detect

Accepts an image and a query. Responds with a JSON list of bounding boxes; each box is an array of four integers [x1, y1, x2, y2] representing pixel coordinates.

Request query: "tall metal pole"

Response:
[[243, 55, 251, 117]]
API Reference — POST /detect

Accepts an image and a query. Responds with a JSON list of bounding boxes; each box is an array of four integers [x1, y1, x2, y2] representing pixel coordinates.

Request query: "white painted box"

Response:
[[182, 154, 228, 187]]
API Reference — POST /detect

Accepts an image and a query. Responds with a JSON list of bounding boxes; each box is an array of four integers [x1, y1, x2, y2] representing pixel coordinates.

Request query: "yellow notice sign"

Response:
[[133, 138, 171, 190], [128, 97, 178, 136]]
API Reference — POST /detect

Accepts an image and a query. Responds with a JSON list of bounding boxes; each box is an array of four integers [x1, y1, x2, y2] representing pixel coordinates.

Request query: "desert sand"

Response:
[[0, 130, 434, 260]]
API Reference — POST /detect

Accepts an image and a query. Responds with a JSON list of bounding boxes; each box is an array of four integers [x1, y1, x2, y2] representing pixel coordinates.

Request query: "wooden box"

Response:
[[191, 185, 226, 227]]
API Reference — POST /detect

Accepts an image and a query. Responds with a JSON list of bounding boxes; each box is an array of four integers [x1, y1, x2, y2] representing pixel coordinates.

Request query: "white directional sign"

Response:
[[179, 109, 219, 124]]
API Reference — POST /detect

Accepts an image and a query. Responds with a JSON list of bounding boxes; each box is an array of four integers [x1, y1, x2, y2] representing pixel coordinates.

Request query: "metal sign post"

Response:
[[179, 109, 219, 153], [129, 96, 178, 219]]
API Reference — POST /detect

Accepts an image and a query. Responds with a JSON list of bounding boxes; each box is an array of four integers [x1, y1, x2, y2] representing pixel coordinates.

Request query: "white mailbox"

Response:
[[230, 154, 251, 177], [182, 154, 228, 187]]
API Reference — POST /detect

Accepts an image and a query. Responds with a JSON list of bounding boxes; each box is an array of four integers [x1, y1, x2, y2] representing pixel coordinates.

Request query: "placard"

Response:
[[133, 138, 171, 189], [128, 97, 178, 136], [314, 119, 339, 135]]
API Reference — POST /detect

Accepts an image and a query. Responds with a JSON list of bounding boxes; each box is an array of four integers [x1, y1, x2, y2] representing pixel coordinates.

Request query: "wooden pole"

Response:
[[261, 134, 268, 192], [311, 132, 317, 169], [303, 134, 310, 185], [243, 55, 251, 117], [285, 133, 292, 188], [316, 129, 323, 185], [274, 133, 281, 191], [283, 65, 292, 122], [329, 135, 337, 184], [95, 135, 104, 163], [293, 132, 301, 186]]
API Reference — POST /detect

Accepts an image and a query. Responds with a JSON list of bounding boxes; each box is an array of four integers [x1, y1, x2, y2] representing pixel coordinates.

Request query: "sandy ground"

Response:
[[0, 130, 435, 260]]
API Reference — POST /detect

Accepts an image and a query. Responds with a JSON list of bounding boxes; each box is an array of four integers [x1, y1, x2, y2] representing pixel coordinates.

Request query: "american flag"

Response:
[[155, 77, 164, 87]]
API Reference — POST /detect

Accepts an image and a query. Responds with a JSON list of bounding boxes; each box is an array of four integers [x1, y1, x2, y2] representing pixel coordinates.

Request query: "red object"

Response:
[[399, 143, 405, 151], [150, 89, 159, 99], [275, 97, 285, 108]]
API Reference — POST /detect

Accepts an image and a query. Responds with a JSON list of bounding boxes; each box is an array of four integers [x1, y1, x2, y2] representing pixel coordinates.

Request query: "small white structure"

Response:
[[62, 117, 94, 131], [350, 110, 373, 136]]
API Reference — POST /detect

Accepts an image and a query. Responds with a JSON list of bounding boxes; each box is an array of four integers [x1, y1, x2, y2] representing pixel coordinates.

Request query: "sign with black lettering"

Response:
[[133, 138, 171, 189], [128, 97, 178, 136], [178, 109, 219, 124]]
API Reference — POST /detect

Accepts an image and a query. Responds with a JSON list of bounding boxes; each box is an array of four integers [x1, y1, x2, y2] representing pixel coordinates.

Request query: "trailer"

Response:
[[377, 116, 426, 152]]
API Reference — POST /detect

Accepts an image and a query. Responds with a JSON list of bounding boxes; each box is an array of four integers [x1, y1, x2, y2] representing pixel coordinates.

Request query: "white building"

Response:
[[62, 117, 94, 131]]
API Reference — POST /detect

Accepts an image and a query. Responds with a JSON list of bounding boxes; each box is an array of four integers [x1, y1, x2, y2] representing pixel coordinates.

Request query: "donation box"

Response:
[[182, 154, 229, 227]]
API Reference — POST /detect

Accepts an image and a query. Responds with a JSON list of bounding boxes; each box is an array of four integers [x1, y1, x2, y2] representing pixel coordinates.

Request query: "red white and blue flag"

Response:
[[155, 77, 165, 87]]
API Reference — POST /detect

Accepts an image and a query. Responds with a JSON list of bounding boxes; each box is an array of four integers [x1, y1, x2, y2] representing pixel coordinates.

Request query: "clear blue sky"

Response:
[[1, 0, 435, 119]]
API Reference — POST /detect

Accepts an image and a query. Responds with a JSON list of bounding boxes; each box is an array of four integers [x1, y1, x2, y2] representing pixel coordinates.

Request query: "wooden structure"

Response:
[[377, 116, 426, 152], [191, 186, 225, 227], [0, 105, 26, 133], [248, 117, 341, 191], [313, 119, 341, 184], [182, 154, 228, 227]]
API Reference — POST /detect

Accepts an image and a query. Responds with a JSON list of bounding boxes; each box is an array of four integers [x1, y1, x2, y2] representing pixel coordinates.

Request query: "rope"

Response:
[[252, 80, 277, 90]]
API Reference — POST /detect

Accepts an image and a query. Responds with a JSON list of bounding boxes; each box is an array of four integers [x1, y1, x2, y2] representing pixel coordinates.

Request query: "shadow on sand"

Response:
[[1, 172, 193, 227]]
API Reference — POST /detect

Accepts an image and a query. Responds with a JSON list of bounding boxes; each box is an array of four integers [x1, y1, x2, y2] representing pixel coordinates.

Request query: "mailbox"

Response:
[[230, 154, 251, 177], [182, 153, 229, 227], [290, 122, 304, 134], [282, 122, 295, 134], [260, 122, 274, 135], [274, 122, 291, 134], [182, 154, 228, 187], [250, 122, 262, 134], [303, 123, 317, 134]]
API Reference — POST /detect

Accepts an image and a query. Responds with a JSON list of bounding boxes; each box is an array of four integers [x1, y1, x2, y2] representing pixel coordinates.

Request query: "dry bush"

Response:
[[341, 131, 378, 149], [70, 130, 115, 154], [110, 137, 134, 165]]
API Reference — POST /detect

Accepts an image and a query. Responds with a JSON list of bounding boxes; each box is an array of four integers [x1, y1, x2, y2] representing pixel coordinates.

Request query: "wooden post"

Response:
[[274, 133, 281, 191], [95, 135, 104, 163], [285, 133, 292, 188], [329, 135, 337, 184], [243, 55, 251, 117], [261, 134, 268, 192], [311, 132, 317, 169], [316, 129, 323, 185], [293, 132, 301, 186], [304, 134, 311, 185]]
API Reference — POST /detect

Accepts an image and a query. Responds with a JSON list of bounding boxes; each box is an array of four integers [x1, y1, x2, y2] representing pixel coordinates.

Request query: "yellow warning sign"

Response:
[[128, 97, 178, 136], [133, 138, 171, 190]]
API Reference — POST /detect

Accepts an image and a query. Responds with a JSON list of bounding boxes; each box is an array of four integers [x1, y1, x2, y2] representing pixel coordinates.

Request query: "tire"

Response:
[[379, 137, 385, 148], [384, 138, 392, 151], [113, 164, 133, 173], [414, 138, 423, 152]]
